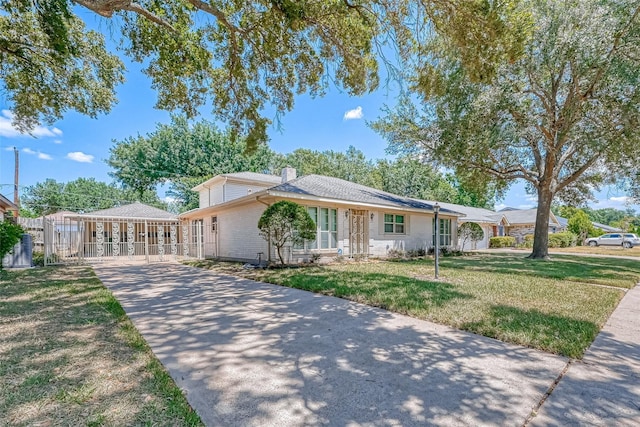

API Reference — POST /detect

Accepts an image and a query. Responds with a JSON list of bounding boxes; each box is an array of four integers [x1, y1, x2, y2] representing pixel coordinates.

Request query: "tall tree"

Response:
[[2, 1, 528, 146], [284, 146, 378, 188], [108, 116, 284, 211], [373, 0, 640, 258], [22, 178, 164, 216]]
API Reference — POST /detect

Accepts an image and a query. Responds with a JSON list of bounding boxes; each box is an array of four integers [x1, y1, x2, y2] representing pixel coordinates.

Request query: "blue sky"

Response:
[[0, 51, 636, 213]]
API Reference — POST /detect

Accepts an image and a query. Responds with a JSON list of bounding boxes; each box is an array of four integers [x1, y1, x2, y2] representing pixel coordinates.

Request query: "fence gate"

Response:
[[41, 216, 203, 266]]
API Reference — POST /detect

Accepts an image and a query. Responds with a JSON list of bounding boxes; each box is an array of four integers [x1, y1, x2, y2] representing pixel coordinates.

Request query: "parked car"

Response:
[[585, 233, 640, 248]]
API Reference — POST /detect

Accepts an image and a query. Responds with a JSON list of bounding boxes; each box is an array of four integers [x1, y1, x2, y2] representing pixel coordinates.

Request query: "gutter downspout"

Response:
[[256, 195, 271, 263]]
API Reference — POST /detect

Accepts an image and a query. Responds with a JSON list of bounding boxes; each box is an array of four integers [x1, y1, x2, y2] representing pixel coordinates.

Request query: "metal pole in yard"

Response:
[[434, 203, 440, 279]]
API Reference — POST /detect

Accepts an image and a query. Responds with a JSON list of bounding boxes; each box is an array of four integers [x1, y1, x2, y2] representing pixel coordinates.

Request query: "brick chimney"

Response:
[[281, 166, 297, 183]]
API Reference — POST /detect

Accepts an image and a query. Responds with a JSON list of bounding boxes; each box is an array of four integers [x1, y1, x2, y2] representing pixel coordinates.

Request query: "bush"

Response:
[[489, 236, 516, 248], [0, 221, 24, 266], [386, 249, 406, 259], [406, 248, 427, 257], [548, 232, 577, 248], [427, 246, 464, 256], [32, 251, 45, 267]]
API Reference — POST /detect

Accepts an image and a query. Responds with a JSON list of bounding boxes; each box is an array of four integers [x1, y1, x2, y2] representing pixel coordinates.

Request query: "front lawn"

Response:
[[188, 253, 636, 358], [0, 266, 202, 427], [546, 245, 640, 258]]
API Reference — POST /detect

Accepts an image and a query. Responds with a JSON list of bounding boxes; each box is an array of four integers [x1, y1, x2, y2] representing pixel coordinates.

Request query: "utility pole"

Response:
[[14, 146, 20, 217]]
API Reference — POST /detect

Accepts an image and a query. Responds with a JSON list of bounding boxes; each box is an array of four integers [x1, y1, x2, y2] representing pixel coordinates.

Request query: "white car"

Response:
[[586, 233, 640, 248]]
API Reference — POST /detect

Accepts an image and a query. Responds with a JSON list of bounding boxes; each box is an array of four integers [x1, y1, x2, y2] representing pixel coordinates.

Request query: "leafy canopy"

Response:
[[373, 0, 640, 258], [22, 177, 165, 216], [2, 0, 529, 147], [258, 200, 316, 264], [108, 117, 497, 212]]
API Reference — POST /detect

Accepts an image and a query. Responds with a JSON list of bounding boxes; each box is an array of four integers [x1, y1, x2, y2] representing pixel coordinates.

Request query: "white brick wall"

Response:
[[368, 212, 435, 257], [217, 203, 269, 261]]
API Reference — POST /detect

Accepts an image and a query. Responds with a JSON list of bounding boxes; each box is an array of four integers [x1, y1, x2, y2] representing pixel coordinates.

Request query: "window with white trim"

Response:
[[211, 216, 217, 232], [432, 218, 452, 245], [384, 214, 405, 234], [294, 207, 337, 250]]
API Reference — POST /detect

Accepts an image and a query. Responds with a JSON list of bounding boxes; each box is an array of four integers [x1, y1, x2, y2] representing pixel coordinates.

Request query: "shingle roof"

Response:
[[222, 171, 283, 184], [491, 208, 558, 226], [269, 175, 461, 214], [557, 215, 622, 232], [74, 202, 177, 220], [419, 201, 500, 223]]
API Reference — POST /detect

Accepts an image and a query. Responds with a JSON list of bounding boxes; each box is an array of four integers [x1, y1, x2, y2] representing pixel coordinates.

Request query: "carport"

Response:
[[44, 202, 205, 265]]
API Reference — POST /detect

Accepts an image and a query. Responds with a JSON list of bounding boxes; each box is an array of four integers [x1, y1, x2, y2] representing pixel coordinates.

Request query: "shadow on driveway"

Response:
[[94, 263, 567, 427]]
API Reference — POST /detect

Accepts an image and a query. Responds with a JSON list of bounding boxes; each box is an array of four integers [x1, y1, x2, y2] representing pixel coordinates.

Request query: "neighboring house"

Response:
[[493, 208, 563, 243], [556, 216, 622, 233], [0, 194, 18, 221], [420, 201, 509, 250], [180, 168, 462, 263]]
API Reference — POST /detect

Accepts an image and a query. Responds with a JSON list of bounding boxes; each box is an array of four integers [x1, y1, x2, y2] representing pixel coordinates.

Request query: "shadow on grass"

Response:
[[0, 266, 201, 427], [462, 305, 599, 358], [256, 270, 473, 313], [436, 253, 640, 288]]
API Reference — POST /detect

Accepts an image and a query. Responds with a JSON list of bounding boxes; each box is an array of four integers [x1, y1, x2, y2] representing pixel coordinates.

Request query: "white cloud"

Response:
[[494, 203, 507, 211], [53, 139, 62, 144], [0, 110, 63, 138], [610, 196, 630, 203], [591, 195, 636, 209], [67, 151, 94, 163], [343, 106, 363, 120], [22, 147, 52, 160], [163, 196, 177, 203]]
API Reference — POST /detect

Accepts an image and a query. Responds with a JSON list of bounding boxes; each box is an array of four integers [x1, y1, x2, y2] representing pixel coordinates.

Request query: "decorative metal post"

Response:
[[434, 203, 440, 279]]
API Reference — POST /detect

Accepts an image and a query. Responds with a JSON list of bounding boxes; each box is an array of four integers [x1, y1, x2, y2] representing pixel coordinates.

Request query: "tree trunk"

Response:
[[276, 245, 285, 265], [528, 188, 554, 259]]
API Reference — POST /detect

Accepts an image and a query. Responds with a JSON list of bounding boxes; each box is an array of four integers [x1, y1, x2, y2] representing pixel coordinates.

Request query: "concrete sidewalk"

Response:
[[93, 263, 568, 426], [530, 284, 640, 426]]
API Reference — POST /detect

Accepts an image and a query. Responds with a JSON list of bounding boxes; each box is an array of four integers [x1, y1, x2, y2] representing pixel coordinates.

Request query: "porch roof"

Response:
[[70, 202, 178, 221]]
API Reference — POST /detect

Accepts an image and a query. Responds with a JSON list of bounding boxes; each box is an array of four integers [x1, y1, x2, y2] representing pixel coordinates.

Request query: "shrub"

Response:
[[386, 249, 406, 259], [548, 232, 577, 248], [427, 246, 463, 256], [258, 201, 316, 265], [33, 251, 45, 267], [406, 248, 427, 257], [489, 236, 516, 248], [0, 220, 24, 266]]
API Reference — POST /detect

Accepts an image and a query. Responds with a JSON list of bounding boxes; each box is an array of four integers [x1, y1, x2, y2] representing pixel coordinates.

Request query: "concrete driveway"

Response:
[[93, 263, 568, 427]]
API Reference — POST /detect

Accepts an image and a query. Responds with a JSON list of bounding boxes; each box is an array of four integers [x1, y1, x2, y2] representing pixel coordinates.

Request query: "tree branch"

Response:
[[74, 0, 176, 31]]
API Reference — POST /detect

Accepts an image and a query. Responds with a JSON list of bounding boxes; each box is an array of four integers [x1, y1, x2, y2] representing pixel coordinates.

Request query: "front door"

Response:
[[350, 210, 368, 257]]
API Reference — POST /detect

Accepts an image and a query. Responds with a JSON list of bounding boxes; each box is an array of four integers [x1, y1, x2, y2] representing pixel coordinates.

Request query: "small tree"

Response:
[[0, 221, 24, 267], [258, 201, 316, 265], [567, 210, 595, 245], [458, 222, 484, 251]]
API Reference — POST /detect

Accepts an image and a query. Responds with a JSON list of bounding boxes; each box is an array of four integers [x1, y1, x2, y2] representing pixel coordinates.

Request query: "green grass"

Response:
[[0, 266, 202, 427], [187, 253, 636, 358]]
